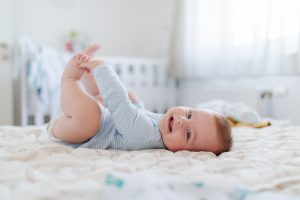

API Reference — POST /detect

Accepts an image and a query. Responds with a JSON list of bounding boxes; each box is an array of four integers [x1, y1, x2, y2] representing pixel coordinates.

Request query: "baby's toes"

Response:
[[78, 53, 84, 61], [82, 55, 90, 62], [74, 54, 81, 62], [77, 54, 89, 63]]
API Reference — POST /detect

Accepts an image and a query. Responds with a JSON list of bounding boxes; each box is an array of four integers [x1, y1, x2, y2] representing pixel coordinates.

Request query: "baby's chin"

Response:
[[164, 143, 181, 152], [166, 141, 221, 153], [162, 139, 187, 152]]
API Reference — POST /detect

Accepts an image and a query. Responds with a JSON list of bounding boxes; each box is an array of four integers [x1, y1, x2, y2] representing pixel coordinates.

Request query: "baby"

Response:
[[48, 45, 232, 155]]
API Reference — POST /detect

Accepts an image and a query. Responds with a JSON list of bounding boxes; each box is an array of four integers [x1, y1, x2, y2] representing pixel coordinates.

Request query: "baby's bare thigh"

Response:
[[52, 104, 103, 144]]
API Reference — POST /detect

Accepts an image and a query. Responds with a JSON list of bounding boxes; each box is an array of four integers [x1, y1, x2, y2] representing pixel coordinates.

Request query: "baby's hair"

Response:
[[213, 113, 232, 155]]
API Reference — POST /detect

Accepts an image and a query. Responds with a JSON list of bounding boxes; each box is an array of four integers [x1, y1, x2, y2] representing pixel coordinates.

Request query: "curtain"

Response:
[[171, 0, 300, 78]]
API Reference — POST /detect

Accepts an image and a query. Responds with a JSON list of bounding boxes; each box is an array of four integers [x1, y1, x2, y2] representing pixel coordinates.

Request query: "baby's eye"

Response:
[[186, 129, 191, 141], [187, 110, 192, 119]]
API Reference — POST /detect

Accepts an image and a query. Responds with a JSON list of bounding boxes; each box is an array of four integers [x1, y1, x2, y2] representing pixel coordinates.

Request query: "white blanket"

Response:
[[0, 124, 299, 200]]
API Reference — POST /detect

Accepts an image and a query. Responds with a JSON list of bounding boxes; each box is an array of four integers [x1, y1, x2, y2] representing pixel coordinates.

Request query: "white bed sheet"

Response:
[[0, 122, 299, 200]]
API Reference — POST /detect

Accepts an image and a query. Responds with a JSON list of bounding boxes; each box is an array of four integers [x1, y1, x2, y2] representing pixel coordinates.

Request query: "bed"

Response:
[[1, 120, 299, 200], [8, 40, 300, 199]]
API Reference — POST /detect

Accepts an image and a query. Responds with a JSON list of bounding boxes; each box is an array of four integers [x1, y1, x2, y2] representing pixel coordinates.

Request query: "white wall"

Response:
[[12, 0, 175, 57], [8, 0, 176, 125], [0, 0, 13, 125], [179, 76, 300, 124]]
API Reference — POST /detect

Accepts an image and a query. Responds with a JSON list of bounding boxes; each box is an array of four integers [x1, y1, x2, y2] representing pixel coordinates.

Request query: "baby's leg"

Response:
[[81, 72, 100, 97], [80, 44, 101, 97], [51, 54, 102, 144]]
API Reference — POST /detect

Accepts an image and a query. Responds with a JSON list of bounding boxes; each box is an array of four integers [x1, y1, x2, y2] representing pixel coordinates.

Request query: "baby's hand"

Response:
[[78, 57, 105, 73], [62, 53, 90, 81]]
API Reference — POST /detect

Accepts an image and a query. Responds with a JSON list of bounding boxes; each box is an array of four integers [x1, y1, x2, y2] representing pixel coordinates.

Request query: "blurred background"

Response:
[[0, 0, 300, 125]]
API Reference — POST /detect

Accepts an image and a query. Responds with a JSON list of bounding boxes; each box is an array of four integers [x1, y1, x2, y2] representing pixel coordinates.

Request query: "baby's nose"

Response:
[[176, 116, 186, 128]]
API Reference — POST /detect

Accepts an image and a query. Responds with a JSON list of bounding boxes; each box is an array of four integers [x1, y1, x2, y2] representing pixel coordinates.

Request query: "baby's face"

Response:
[[159, 107, 219, 152]]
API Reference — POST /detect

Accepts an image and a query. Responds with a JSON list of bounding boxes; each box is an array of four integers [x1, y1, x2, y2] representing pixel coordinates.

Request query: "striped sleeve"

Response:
[[92, 65, 155, 142]]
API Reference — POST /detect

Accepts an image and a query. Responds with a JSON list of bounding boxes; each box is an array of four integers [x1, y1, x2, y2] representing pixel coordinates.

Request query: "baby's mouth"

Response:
[[168, 116, 173, 132]]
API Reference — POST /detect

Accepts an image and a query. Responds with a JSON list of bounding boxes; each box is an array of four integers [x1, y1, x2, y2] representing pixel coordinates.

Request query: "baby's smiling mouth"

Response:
[[168, 116, 173, 132]]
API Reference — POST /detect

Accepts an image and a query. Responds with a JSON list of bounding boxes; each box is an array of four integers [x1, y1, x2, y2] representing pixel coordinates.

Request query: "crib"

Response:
[[17, 46, 177, 125]]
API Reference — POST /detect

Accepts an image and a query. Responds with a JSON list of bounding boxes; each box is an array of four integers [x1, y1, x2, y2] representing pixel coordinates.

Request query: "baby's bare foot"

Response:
[[62, 53, 90, 82], [78, 58, 105, 73]]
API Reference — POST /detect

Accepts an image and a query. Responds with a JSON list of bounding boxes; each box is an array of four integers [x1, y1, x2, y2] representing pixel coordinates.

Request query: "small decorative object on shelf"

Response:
[[64, 31, 87, 53]]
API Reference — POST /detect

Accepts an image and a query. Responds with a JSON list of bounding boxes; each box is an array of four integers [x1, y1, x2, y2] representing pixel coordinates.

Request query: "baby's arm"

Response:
[[128, 91, 144, 109], [79, 59, 155, 141], [81, 67, 144, 108]]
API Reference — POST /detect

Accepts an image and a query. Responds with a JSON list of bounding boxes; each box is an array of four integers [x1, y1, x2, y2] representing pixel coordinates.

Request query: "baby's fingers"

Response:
[[78, 60, 104, 71], [78, 64, 90, 73]]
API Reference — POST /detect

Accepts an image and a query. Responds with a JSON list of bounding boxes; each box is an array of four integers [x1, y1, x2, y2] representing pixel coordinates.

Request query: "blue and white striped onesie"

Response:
[[61, 65, 166, 150]]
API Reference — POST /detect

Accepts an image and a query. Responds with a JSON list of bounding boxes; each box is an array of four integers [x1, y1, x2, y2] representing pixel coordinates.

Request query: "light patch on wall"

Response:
[[48, 0, 77, 8]]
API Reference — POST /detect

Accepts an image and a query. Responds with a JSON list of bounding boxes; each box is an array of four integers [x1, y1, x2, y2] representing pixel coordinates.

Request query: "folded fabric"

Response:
[[197, 100, 271, 128]]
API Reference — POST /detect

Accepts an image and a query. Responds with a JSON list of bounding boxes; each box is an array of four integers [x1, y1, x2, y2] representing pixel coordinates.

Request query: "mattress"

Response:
[[0, 122, 299, 200]]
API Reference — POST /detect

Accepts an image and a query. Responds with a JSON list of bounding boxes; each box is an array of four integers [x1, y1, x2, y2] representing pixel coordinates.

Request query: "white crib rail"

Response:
[[20, 56, 176, 126], [107, 57, 177, 113]]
